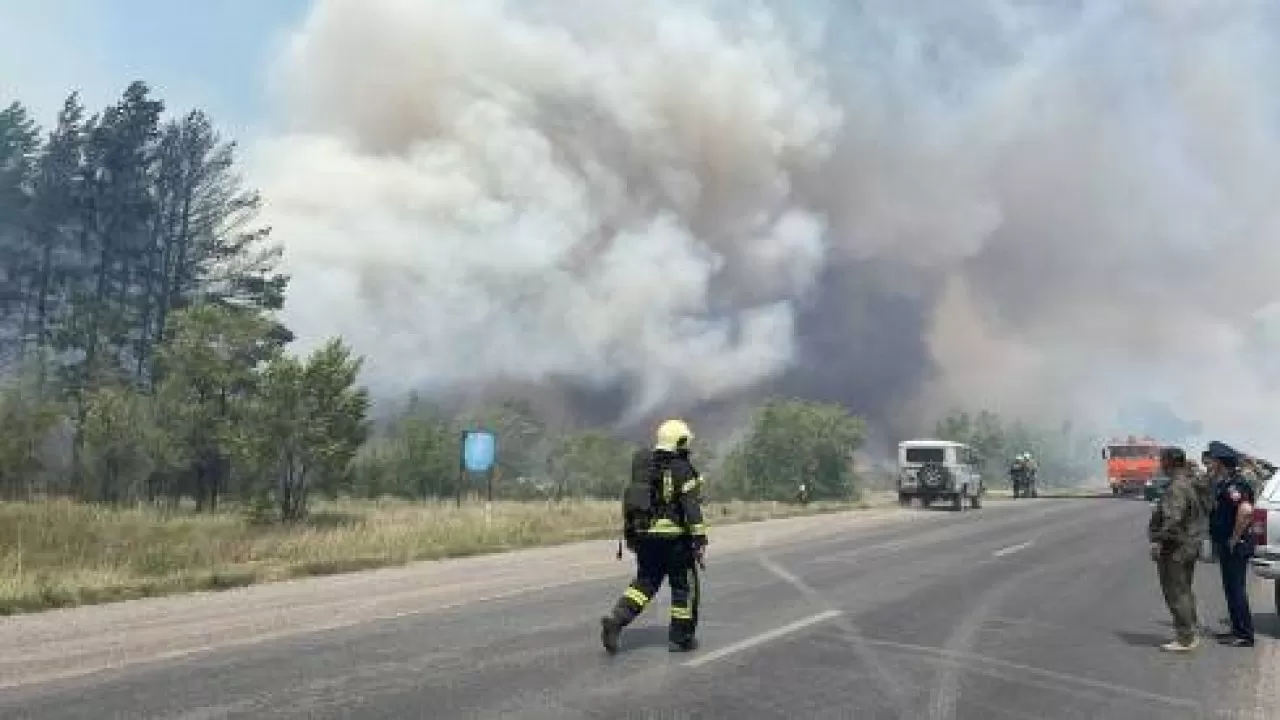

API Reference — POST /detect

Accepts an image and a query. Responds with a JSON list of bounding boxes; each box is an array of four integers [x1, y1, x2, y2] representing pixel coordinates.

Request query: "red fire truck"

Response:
[[1102, 436, 1161, 497]]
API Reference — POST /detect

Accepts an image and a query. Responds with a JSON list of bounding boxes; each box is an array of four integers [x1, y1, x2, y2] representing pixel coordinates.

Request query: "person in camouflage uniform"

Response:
[[1148, 446, 1212, 652]]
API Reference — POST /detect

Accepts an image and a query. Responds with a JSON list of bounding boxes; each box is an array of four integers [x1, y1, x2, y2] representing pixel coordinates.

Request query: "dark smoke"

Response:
[[777, 259, 939, 437]]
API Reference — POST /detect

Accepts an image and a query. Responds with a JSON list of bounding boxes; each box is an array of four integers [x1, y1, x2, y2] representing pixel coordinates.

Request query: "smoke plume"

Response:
[[251, 0, 1280, 454]]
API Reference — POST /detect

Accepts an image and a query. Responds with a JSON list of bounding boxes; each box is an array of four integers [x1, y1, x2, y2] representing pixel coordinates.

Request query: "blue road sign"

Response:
[[462, 431, 496, 474]]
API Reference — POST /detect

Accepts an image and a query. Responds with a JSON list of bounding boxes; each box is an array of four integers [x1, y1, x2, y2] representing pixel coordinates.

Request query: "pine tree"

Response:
[[0, 101, 42, 368]]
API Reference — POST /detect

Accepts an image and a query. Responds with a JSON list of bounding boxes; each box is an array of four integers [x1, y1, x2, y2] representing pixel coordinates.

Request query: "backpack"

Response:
[[622, 448, 663, 540]]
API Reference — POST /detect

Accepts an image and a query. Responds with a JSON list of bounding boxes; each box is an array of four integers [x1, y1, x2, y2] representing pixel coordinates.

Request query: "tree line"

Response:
[[0, 84, 365, 519], [933, 409, 1095, 487], [0, 83, 878, 517], [352, 395, 870, 503], [0, 82, 1086, 519]]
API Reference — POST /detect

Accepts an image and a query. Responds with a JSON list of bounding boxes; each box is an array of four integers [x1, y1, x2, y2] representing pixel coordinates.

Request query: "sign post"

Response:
[[461, 429, 498, 522]]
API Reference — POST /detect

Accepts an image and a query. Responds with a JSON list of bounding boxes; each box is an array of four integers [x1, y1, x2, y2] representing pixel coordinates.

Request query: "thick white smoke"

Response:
[[252, 0, 1280, 454], [254, 0, 841, 423]]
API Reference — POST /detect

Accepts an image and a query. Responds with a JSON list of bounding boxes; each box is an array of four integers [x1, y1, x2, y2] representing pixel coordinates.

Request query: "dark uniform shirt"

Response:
[[1209, 471, 1255, 545]]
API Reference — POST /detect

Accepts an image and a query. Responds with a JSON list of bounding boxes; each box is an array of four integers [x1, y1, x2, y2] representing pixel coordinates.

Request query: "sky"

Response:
[[0, 0, 309, 135]]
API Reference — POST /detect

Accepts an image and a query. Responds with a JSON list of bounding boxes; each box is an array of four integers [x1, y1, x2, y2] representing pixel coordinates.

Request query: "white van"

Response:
[[897, 439, 984, 511]]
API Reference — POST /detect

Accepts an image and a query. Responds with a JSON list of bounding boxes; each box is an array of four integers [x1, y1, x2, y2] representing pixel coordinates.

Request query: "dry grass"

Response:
[[0, 497, 869, 616]]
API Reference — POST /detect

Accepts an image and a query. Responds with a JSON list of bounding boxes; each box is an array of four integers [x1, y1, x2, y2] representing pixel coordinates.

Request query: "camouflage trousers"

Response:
[[1156, 554, 1199, 643]]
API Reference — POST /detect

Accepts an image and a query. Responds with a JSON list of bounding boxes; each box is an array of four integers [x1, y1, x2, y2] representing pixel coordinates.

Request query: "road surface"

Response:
[[1, 498, 1276, 719]]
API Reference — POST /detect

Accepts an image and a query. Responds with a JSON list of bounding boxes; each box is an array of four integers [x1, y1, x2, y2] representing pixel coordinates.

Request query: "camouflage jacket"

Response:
[[1147, 468, 1211, 561]]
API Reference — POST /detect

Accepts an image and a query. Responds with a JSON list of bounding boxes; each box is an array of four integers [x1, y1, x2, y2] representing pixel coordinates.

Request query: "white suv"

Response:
[[897, 439, 984, 512], [1249, 470, 1279, 616]]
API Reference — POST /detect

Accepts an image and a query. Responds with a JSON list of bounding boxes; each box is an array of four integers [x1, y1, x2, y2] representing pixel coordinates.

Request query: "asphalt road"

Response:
[[2, 498, 1277, 719]]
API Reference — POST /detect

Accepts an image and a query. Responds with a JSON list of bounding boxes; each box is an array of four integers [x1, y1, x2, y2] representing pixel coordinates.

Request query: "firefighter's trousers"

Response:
[[608, 535, 700, 644]]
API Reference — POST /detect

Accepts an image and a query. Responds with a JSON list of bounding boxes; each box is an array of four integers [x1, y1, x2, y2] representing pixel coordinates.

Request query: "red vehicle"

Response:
[[1101, 436, 1161, 497]]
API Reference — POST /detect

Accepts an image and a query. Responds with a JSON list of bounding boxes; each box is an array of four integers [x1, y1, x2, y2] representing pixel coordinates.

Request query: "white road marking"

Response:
[[855, 636, 1200, 709], [993, 541, 1033, 558], [755, 555, 916, 715], [683, 610, 843, 668]]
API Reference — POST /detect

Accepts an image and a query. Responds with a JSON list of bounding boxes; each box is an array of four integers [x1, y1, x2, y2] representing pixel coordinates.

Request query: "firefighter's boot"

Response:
[[601, 615, 624, 654], [668, 637, 699, 653]]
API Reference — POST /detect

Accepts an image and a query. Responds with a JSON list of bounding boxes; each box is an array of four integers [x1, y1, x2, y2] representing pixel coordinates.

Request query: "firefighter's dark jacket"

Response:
[[644, 449, 708, 544]]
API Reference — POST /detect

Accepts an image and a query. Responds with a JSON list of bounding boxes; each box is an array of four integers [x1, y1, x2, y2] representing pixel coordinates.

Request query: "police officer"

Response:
[[601, 419, 708, 654], [1147, 447, 1209, 652], [1205, 441, 1256, 647]]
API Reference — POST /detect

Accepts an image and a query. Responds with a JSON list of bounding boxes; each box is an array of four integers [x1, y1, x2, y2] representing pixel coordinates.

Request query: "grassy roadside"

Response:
[[0, 497, 875, 616]]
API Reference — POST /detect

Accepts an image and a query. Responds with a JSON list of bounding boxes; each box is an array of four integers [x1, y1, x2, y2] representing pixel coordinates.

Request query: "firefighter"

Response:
[[601, 418, 708, 654], [1023, 453, 1039, 496], [1010, 453, 1033, 498]]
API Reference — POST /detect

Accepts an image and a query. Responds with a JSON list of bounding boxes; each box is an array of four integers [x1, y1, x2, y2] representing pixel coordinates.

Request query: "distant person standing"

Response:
[[1147, 447, 1210, 652], [796, 483, 810, 505], [1205, 441, 1256, 648]]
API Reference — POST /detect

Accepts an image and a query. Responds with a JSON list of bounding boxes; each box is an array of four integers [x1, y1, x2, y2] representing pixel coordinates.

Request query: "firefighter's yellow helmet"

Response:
[[655, 419, 694, 452]]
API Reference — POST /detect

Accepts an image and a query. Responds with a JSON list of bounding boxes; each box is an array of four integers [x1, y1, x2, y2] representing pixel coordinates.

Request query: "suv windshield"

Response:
[[905, 447, 947, 464]]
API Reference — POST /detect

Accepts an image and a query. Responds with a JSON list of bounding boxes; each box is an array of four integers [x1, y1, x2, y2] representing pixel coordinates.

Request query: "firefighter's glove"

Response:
[[692, 537, 708, 567]]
